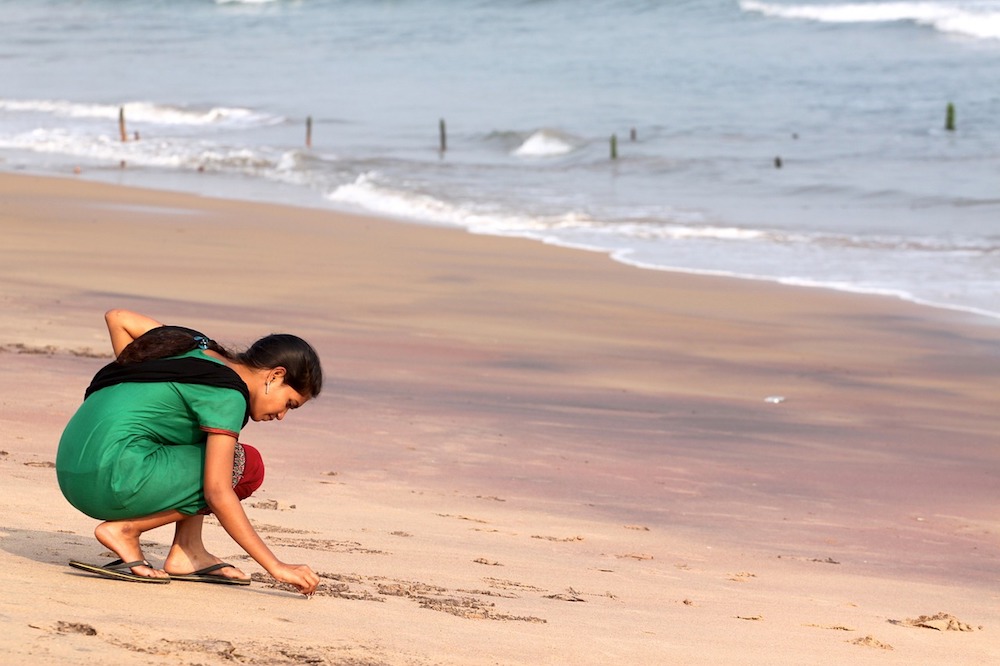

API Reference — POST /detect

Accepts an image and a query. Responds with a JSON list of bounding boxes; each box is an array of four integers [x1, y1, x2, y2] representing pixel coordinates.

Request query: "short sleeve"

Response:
[[176, 384, 248, 438]]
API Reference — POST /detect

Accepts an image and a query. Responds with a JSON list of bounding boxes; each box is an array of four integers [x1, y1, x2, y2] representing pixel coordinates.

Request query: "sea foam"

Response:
[[513, 130, 575, 157], [740, 1, 1000, 40], [0, 98, 283, 127], [326, 172, 597, 235]]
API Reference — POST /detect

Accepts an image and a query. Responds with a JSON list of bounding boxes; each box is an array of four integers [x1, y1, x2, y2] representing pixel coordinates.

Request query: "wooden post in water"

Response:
[[118, 107, 127, 142], [610, 133, 618, 160], [945, 103, 956, 131], [306, 116, 313, 148], [439, 118, 447, 153], [630, 127, 637, 142]]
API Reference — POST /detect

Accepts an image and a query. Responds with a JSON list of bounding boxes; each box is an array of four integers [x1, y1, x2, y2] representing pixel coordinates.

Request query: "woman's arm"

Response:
[[203, 433, 319, 595], [104, 309, 163, 357]]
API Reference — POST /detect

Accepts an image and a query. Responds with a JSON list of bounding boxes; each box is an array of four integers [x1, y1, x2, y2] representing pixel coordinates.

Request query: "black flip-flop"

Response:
[[167, 562, 251, 586], [68, 558, 171, 584]]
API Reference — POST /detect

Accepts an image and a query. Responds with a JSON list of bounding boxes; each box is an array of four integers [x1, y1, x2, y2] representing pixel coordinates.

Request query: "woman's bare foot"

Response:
[[94, 521, 169, 580], [163, 515, 249, 581], [163, 548, 250, 580], [163, 544, 250, 581]]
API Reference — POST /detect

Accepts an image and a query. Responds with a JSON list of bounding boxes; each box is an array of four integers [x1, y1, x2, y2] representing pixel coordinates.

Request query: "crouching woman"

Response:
[[56, 309, 322, 595]]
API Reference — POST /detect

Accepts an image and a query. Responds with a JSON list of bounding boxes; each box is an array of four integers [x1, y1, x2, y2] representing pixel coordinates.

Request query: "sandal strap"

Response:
[[193, 562, 236, 575], [105, 559, 152, 571]]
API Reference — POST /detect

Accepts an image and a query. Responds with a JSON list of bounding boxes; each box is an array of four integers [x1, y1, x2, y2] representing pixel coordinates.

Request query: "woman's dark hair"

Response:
[[235, 333, 323, 399], [118, 326, 323, 398]]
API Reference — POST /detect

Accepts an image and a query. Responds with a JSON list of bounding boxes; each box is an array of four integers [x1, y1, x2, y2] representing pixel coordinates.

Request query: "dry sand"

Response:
[[0, 172, 997, 664]]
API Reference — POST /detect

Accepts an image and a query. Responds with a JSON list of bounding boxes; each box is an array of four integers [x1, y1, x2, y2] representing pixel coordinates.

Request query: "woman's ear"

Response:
[[269, 367, 287, 384]]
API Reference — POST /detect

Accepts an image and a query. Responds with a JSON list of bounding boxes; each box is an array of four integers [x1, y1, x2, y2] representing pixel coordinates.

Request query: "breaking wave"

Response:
[[740, 1, 1000, 40]]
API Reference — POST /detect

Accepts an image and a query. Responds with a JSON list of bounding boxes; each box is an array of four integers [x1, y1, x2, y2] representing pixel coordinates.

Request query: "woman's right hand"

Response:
[[269, 562, 320, 596]]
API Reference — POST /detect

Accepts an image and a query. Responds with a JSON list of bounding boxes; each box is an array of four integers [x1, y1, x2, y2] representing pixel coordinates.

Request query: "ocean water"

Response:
[[1, 0, 998, 318]]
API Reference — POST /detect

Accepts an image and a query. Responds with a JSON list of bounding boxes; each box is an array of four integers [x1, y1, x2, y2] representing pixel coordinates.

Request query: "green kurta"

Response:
[[56, 350, 247, 519]]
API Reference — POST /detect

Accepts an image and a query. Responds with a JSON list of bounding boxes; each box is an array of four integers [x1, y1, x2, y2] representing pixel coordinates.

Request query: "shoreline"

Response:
[[11, 163, 1000, 326], [1, 172, 998, 664], [614, 250, 1000, 325]]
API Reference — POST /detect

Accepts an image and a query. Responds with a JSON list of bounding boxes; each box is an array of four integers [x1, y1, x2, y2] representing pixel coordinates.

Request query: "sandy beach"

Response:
[[1, 171, 997, 665]]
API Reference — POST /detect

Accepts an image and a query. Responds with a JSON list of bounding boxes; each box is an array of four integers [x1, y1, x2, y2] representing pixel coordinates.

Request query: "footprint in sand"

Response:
[[891, 612, 980, 632], [482, 577, 546, 593], [532, 535, 583, 542], [615, 552, 653, 561], [850, 635, 893, 650], [728, 572, 757, 582], [55, 621, 97, 636], [248, 499, 295, 511], [804, 623, 854, 632], [436, 513, 489, 524], [543, 588, 586, 602]]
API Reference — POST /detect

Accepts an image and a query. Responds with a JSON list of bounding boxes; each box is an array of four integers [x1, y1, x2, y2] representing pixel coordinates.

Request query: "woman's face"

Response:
[[250, 369, 308, 422]]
